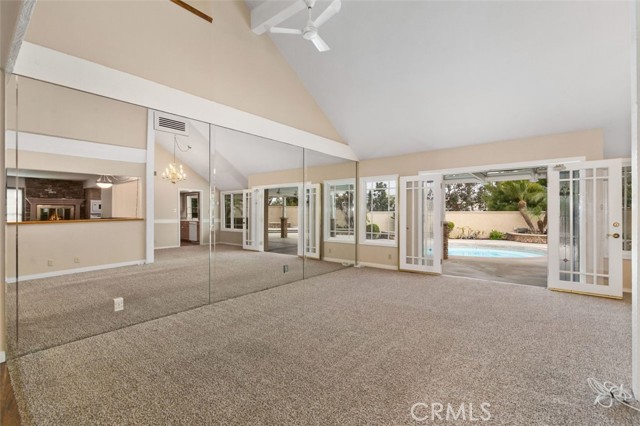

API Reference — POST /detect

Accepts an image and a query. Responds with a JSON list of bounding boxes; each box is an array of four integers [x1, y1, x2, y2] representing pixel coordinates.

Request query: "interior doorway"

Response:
[[265, 186, 299, 255], [179, 190, 201, 246], [437, 164, 551, 287]]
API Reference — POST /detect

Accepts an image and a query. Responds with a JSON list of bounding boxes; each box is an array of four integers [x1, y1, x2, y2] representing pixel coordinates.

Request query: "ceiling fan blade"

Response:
[[310, 35, 330, 52], [307, 0, 318, 8], [270, 27, 303, 35], [313, 0, 341, 28]]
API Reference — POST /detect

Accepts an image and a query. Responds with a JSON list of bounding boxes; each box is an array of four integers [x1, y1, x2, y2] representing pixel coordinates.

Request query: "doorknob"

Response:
[[607, 233, 620, 239]]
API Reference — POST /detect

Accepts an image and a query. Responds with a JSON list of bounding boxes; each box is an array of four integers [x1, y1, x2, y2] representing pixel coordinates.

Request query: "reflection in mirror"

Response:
[[6, 169, 142, 222], [4, 76, 213, 357], [303, 149, 357, 279], [211, 125, 304, 302], [3, 75, 357, 358]]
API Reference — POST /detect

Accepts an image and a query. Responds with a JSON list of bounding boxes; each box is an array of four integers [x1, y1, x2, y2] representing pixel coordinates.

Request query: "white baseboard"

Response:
[[155, 245, 180, 250], [215, 242, 242, 247], [356, 261, 398, 271], [323, 257, 355, 265], [0, 351, 5, 363], [6, 260, 146, 283], [624, 288, 632, 294]]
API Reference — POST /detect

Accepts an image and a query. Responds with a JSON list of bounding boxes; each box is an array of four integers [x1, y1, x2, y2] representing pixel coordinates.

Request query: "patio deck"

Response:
[[444, 240, 548, 287]]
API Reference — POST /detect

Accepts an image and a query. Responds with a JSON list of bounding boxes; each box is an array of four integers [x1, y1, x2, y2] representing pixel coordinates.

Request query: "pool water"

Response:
[[448, 244, 545, 258]]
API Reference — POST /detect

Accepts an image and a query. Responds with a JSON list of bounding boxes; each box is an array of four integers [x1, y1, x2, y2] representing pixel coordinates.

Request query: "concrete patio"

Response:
[[443, 240, 548, 287]]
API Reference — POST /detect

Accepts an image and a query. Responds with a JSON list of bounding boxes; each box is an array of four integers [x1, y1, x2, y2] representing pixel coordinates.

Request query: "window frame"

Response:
[[324, 178, 356, 244], [220, 190, 244, 232], [359, 175, 398, 247]]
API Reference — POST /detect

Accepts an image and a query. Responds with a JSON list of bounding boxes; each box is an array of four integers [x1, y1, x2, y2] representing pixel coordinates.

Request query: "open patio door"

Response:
[[304, 183, 321, 259], [399, 174, 443, 274], [242, 188, 264, 252], [547, 159, 623, 298]]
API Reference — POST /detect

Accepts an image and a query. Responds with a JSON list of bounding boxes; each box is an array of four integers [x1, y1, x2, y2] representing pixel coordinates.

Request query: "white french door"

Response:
[[399, 174, 443, 274], [547, 159, 623, 298], [242, 188, 264, 251], [304, 183, 321, 259]]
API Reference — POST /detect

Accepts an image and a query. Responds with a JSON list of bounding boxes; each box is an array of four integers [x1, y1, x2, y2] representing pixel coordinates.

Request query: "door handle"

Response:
[[607, 233, 620, 239]]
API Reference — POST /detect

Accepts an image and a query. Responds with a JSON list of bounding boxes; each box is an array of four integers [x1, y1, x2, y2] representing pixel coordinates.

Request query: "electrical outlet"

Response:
[[74, 257, 80, 264], [114, 297, 124, 312], [47, 259, 53, 266], [283, 265, 289, 273], [328, 248, 332, 254], [388, 254, 392, 260]]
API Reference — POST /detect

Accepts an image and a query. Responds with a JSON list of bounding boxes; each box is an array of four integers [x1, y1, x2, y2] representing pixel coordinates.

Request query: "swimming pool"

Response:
[[448, 242, 546, 258]]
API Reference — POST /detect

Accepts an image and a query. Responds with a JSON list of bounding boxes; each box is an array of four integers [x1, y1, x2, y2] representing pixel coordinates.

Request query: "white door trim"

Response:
[[547, 158, 623, 298]]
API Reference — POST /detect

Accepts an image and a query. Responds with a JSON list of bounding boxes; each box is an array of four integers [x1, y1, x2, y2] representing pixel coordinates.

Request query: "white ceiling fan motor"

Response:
[[269, 0, 342, 52]]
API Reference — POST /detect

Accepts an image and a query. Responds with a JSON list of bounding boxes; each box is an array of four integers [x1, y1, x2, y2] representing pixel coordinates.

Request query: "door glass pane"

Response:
[[425, 182, 435, 267], [557, 167, 610, 287], [571, 178, 581, 281], [405, 181, 416, 264], [559, 180, 571, 281]]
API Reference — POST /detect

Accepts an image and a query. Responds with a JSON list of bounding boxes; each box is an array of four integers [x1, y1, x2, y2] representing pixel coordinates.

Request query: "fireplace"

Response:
[[27, 198, 83, 221], [37, 205, 76, 221]]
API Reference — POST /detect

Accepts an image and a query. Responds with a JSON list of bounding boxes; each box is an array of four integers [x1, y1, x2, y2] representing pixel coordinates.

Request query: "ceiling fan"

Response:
[[269, 0, 341, 52]]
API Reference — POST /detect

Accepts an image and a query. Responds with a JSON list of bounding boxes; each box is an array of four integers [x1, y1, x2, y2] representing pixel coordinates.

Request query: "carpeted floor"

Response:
[[6, 245, 346, 356], [8, 267, 638, 425]]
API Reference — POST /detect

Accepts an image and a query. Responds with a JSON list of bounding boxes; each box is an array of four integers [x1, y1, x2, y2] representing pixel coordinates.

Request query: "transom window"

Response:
[[324, 179, 356, 242], [360, 176, 397, 246], [221, 191, 243, 231]]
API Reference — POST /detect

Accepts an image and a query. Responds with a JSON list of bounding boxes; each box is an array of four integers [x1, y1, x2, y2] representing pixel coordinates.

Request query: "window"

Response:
[[324, 179, 356, 242], [622, 163, 632, 253], [7, 188, 23, 222], [221, 191, 243, 231], [360, 176, 397, 245]]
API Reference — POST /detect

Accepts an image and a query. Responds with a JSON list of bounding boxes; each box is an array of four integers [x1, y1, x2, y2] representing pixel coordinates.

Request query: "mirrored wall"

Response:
[[4, 75, 356, 357]]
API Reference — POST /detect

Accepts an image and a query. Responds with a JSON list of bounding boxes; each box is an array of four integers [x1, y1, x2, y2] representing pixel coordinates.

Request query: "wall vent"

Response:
[[154, 112, 190, 136]]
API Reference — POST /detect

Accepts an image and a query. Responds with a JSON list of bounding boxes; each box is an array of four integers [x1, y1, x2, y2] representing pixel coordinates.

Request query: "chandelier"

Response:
[[162, 135, 191, 184]]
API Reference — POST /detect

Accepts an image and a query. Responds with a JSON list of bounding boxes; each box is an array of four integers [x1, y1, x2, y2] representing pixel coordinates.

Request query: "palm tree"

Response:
[[483, 180, 547, 233]]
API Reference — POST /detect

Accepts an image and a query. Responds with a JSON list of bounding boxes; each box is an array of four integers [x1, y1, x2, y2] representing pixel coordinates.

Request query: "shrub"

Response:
[[366, 223, 380, 237], [457, 226, 483, 239], [489, 230, 504, 240], [446, 221, 455, 231]]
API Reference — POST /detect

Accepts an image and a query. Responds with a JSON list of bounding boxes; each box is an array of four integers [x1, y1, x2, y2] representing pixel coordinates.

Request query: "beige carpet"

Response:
[[6, 245, 346, 356], [9, 267, 637, 425]]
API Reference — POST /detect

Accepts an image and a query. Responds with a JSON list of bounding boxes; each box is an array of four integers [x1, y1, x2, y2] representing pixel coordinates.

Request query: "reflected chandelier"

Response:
[[162, 136, 191, 184]]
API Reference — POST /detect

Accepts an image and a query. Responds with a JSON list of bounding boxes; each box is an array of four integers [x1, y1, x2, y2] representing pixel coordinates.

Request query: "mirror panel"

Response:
[[211, 125, 304, 302], [4, 76, 357, 358], [5, 77, 211, 356], [303, 149, 357, 279]]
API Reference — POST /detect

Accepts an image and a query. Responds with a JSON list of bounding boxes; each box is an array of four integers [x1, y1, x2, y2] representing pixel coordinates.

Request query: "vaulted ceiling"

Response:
[[247, 0, 633, 160]]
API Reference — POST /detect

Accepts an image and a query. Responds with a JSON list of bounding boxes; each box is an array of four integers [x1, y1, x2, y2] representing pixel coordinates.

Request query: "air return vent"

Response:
[[154, 112, 190, 136]]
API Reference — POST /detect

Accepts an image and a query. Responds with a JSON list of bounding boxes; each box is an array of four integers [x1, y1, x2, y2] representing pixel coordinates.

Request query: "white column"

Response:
[[145, 110, 155, 264]]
